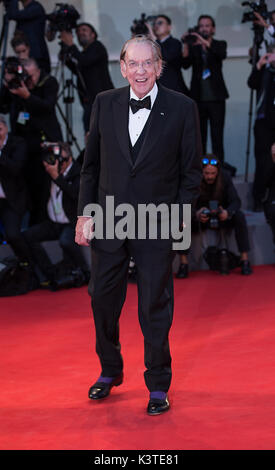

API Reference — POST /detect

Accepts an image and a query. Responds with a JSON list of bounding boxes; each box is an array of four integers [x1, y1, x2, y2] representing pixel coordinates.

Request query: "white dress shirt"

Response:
[[47, 162, 73, 224], [0, 135, 8, 199], [128, 82, 158, 147]]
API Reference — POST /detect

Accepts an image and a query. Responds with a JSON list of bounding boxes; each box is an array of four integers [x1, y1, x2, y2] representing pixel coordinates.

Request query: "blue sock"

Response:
[[150, 391, 167, 400]]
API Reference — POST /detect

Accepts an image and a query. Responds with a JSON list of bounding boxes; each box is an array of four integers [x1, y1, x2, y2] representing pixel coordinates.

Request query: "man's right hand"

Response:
[[197, 207, 209, 223], [257, 53, 271, 70], [75, 216, 94, 246]]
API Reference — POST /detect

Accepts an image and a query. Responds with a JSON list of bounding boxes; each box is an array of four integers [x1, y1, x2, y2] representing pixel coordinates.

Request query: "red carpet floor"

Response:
[[1, 265, 275, 450]]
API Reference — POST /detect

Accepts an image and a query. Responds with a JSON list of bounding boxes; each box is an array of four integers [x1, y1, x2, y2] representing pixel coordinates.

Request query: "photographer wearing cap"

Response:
[[22, 142, 90, 287], [147, 14, 189, 94], [0, 57, 63, 224], [247, 45, 275, 212], [182, 15, 229, 164], [0, 115, 32, 264], [60, 22, 114, 134], [7, 0, 51, 73], [177, 156, 252, 278]]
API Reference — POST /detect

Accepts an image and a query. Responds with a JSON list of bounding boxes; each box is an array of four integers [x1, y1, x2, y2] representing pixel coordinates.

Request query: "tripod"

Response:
[[55, 48, 82, 154], [244, 24, 265, 182], [0, 8, 10, 88]]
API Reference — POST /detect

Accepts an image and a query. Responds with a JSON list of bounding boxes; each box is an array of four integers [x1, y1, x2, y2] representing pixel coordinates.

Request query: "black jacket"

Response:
[[0, 134, 28, 215], [78, 84, 202, 252], [182, 39, 229, 102], [196, 170, 241, 218], [0, 71, 63, 148], [46, 159, 81, 225], [65, 40, 114, 105], [8, 0, 50, 73], [157, 36, 189, 95], [247, 66, 275, 128]]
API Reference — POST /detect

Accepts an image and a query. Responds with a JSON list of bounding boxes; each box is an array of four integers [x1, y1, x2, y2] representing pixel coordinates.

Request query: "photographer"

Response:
[[0, 57, 63, 224], [60, 23, 114, 133], [263, 143, 275, 247], [182, 15, 229, 163], [0, 115, 32, 264], [147, 15, 189, 94], [253, 10, 275, 48], [10, 31, 30, 60], [22, 142, 90, 287], [177, 156, 252, 278], [247, 46, 275, 211], [7, 0, 51, 73]]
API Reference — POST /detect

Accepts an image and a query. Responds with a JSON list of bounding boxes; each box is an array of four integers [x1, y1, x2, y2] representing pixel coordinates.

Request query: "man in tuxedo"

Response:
[[182, 15, 229, 163], [75, 35, 201, 415]]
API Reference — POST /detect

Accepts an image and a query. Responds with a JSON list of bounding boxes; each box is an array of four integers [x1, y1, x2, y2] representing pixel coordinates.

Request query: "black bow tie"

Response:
[[129, 96, 151, 114]]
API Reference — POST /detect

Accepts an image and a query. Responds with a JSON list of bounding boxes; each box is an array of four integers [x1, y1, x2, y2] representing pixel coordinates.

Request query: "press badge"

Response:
[[202, 69, 211, 80], [17, 112, 30, 125]]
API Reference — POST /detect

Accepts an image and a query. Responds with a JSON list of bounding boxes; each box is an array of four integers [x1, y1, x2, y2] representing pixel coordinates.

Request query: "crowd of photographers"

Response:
[[0, 0, 275, 293]]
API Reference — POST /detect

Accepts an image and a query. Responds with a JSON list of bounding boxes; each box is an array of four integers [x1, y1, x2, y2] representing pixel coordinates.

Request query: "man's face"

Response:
[[0, 123, 8, 142], [120, 42, 161, 99], [24, 64, 40, 89], [14, 44, 30, 60], [153, 17, 171, 38], [198, 18, 215, 38], [203, 165, 218, 184], [76, 26, 95, 48]]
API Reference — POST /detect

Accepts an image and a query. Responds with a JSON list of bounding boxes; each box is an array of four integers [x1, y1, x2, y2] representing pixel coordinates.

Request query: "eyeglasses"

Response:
[[201, 157, 219, 166], [124, 59, 156, 71]]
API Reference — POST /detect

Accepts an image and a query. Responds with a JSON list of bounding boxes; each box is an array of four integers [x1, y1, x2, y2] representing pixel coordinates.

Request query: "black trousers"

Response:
[[253, 119, 275, 203], [89, 239, 174, 393], [264, 200, 275, 244], [0, 199, 30, 262], [198, 100, 226, 162], [23, 219, 89, 280], [178, 210, 250, 255]]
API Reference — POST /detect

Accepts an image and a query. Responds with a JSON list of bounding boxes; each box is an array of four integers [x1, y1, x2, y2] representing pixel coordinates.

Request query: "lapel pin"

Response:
[[160, 112, 165, 116]]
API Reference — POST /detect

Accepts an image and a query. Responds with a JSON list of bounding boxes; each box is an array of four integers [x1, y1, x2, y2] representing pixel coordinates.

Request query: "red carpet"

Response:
[[1, 265, 275, 450]]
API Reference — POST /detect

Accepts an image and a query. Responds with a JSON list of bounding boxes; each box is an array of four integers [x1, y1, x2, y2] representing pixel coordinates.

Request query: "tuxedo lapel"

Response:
[[133, 85, 168, 168], [112, 86, 133, 167]]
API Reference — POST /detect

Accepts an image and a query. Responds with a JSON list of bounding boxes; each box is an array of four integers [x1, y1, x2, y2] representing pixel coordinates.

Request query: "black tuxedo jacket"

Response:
[[78, 84, 202, 251], [182, 39, 229, 102], [0, 134, 28, 216]]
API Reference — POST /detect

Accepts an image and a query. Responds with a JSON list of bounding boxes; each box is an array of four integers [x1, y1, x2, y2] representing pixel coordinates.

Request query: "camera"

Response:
[[41, 142, 69, 166], [241, 0, 270, 23], [46, 3, 80, 32], [130, 13, 157, 36], [182, 26, 200, 46], [4, 57, 30, 90], [201, 200, 221, 229]]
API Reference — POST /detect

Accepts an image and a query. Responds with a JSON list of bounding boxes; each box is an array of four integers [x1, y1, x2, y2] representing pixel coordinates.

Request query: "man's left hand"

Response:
[[218, 207, 228, 221], [9, 81, 30, 99], [191, 32, 211, 49], [43, 160, 59, 180]]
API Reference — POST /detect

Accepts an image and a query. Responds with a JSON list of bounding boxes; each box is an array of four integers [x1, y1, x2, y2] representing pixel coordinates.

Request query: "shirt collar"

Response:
[[160, 34, 171, 43], [63, 161, 73, 177], [0, 134, 8, 151], [130, 82, 158, 108]]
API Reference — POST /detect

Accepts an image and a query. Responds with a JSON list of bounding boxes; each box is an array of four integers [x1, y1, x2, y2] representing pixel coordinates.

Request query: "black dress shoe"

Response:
[[240, 260, 252, 275], [176, 263, 189, 279], [88, 373, 123, 400], [147, 397, 170, 416]]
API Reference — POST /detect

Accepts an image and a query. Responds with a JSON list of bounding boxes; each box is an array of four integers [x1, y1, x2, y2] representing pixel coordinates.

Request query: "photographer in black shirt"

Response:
[[0, 57, 63, 224], [7, 0, 51, 73], [60, 22, 114, 134], [177, 156, 252, 278]]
